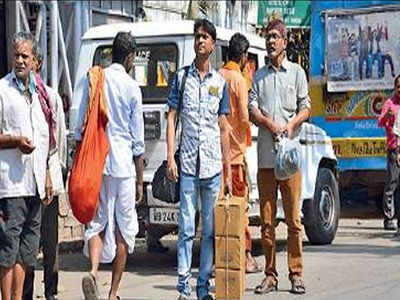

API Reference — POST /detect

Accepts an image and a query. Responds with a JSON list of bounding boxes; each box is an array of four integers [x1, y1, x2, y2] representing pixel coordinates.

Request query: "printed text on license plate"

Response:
[[149, 207, 179, 225]]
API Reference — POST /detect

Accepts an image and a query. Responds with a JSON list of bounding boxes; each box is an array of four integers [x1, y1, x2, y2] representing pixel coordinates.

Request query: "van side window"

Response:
[[210, 44, 224, 70], [93, 43, 178, 104]]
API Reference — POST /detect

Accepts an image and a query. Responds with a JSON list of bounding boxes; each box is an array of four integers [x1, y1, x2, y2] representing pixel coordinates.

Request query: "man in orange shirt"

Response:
[[220, 33, 261, 273]]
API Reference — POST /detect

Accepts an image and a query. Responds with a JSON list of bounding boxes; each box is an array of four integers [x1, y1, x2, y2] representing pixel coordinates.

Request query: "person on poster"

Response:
[[380, 21, 395, 78]]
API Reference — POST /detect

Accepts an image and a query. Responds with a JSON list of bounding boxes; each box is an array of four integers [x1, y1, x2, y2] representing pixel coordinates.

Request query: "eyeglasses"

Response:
[[266, 32, 283, 41]]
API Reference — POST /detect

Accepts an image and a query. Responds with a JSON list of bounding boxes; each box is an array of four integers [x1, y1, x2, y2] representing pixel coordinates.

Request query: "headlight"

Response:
[[143, 111, 161, 140]]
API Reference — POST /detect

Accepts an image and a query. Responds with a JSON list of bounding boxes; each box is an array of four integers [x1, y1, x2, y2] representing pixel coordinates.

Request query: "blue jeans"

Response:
[[177, 171, 221, 299]]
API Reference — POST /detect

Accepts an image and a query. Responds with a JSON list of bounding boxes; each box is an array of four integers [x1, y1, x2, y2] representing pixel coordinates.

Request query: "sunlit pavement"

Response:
[[33, 218, 400, 300]]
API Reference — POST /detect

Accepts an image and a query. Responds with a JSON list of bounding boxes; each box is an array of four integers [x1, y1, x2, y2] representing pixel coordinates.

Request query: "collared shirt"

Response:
[[248, 57, 311, 168], [379, 95, 400, 150], [168, 62, 230, 179], [0, 71, 50, 199], [75, 63, 145, 178], [219, 61, 251, 165]]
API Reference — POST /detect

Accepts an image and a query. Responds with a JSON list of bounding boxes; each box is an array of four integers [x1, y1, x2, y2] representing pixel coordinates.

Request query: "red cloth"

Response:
[[378, 95, 400, 150], [35, 73, 57, 154], [68, 67, 110, 224]]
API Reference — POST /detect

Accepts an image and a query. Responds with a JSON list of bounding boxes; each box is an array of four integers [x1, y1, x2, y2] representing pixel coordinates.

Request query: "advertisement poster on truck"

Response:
[[326, 9, 400, 92]]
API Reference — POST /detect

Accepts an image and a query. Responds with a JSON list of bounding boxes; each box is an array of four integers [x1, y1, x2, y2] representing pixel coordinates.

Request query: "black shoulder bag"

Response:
[[151, 66, 189, 203]]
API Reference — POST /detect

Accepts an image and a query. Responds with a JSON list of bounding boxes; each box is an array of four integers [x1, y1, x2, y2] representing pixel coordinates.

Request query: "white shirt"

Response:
[[0, 72, 50, 199], [45, 84, 67, 195], [75, 63, 145, 178]]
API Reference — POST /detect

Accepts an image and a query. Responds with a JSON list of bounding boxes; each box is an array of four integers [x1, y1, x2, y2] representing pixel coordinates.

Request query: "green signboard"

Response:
[[258, 0, 311, 28]]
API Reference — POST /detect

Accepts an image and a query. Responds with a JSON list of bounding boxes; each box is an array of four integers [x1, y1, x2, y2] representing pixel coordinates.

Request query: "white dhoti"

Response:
[[83, 175, 138, 263]]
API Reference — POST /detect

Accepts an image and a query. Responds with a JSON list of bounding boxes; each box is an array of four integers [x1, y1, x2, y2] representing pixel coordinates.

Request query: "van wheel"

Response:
[[303, 167, 340, 245]]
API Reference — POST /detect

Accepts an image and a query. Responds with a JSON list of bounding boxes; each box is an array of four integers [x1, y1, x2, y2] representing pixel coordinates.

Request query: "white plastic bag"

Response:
[[274, 136, 302, 180]]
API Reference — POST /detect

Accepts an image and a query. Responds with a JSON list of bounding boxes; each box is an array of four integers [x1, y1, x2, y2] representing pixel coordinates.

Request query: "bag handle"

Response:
[[175, 66, 190, 134], [174, 66, 190, 150]]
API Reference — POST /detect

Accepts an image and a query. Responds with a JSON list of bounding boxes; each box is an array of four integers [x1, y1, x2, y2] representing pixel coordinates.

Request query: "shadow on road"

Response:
[[303, 243, 400, 256], [57, 238, 201, 278]]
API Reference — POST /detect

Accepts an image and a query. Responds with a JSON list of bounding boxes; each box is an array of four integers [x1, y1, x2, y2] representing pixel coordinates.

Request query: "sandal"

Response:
[[82, 273, 100, 300], [254, 276, 278, 294], [290, 276, 306, 294]]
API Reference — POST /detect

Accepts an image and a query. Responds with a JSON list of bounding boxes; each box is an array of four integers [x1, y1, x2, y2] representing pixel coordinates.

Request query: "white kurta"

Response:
[[75, 63, 144, 263], [83, 176, 138, 263]]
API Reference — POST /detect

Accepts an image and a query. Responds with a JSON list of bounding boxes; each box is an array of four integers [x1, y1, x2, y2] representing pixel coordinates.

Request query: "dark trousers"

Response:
[[23, 196, 59, 300], [381, 54, 395, 76], [383, 151, 400, 226]]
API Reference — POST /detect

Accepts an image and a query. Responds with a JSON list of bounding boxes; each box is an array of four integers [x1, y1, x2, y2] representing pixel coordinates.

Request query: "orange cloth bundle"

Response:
[[68, 66, 109, 224]]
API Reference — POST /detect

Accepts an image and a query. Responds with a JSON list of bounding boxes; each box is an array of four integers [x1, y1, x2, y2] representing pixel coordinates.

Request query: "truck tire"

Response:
[[303, 167, 340, 245]]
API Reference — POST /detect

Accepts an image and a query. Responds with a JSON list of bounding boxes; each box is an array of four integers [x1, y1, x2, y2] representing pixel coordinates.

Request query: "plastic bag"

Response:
[[274, 136, 302, 180]]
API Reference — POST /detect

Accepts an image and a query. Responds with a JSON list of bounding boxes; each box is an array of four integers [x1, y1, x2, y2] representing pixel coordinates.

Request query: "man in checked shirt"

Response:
[[166, 19, 232, 300]]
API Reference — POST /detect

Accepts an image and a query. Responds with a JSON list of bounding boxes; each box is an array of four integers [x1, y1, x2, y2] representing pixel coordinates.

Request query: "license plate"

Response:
[[149, 207, 179, 225]]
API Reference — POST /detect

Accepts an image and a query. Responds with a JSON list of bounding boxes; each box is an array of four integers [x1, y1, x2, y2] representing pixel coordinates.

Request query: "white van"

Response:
[[71, 20, 340, 246]]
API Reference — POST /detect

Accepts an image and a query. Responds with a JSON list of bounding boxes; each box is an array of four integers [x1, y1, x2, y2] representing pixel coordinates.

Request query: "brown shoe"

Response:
[[290, 276, 306, 294], [254, 276, 278, 294]]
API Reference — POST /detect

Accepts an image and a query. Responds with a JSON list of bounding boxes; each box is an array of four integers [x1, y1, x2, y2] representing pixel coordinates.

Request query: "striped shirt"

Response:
[[168, 62, 230, 179], [249, 58, 311, 169]]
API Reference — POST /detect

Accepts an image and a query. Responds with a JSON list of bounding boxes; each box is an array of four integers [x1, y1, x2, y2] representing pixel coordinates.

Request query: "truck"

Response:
[[309, 1, 400, 208]]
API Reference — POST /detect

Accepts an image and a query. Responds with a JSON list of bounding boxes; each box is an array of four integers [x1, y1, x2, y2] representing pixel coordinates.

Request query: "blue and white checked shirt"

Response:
[[168, 62, 230, 179], [75, 63, 145, 178]]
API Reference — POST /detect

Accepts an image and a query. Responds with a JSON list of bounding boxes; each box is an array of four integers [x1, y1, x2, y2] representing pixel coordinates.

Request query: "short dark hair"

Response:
[[395, 74, 400, 86], [112, 31, 136, 64], [194, 19, 216, 41], [228, 33, 249, 62]]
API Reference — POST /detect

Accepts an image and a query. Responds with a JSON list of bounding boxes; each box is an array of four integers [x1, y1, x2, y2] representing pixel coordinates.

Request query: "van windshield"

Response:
[[93, 43, 178, 104]]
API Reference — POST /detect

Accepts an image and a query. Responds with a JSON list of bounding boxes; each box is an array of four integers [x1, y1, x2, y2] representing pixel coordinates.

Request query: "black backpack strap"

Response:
[[177, 66, 190, 115], [175, 65, 190, 131]]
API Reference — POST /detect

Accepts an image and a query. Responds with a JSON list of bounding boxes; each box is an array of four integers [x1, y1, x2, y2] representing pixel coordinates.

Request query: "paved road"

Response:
[[32, 218, 400, 300]]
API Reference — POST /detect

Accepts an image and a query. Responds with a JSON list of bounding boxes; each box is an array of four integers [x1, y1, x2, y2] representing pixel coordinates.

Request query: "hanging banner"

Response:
[[326, 9, 400, 92], [257, 0, 311, 28]]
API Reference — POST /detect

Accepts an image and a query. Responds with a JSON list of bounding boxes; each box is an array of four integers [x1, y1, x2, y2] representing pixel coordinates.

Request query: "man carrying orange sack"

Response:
[[74, 32, 144, 300], [219, 33, 261, 274]]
